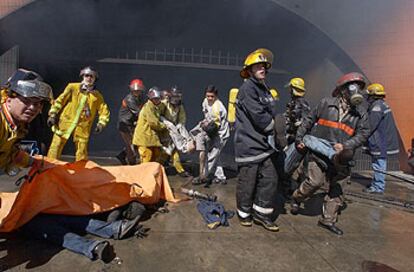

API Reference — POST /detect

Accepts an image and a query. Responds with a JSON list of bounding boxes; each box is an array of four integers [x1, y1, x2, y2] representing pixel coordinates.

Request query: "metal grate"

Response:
[[0, 46, 19, 86], [352, 148, 400, 172]]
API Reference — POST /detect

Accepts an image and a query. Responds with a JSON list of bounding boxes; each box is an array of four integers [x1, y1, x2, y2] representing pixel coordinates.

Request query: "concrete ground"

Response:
[[1, 157, 414, 272]]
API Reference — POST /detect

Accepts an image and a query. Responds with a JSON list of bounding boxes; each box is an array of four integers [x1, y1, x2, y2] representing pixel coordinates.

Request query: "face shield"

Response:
[[9, 79, 53, 102]]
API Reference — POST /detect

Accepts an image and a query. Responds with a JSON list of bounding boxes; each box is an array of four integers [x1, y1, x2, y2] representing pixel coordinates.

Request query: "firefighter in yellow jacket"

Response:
[[47, 66, 110, 161], [1, 69, 53, 174], [133, 87, 167, 163], [160, 86, 192, 177]]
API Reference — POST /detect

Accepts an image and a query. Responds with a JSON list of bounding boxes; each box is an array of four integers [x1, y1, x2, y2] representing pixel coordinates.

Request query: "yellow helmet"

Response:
[[367, 83, 386, 96], [287, 77, 306, 97], [240, 48, 273, 79]]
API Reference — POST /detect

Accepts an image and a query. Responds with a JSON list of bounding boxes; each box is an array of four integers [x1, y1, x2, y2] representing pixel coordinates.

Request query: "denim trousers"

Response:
[[302, 135, 336, 159], [23, 214, 121, 259], [284, 135, 336, 175], [371, 157, 387, 192]]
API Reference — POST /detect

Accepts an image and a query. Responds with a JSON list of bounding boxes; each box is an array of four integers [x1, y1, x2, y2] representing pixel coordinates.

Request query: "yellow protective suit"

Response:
[[0, 157, 181, 232], [0, 103, 31, 172], [133, 101, 166, 163], [162, 101, 186, 125], [48, 83, 110, 161], [160, 101, 186, 173]]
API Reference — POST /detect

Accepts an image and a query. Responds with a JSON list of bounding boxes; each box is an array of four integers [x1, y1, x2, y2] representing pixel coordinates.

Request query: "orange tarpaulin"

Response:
[[0, 158, 180, 232]]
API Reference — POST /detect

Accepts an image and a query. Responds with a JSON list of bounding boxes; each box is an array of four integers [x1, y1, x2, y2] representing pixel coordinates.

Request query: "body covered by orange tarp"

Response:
[[0, 158, 180, 232]]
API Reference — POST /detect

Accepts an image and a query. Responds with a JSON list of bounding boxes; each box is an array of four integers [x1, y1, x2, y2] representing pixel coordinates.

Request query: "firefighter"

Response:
[[191, 85, 230, 185], [290, 72, 370, 235], [282, 77, 311, 198], [132, 86, 167, 163], [363, 83, 399, 194], [47, 66, 110, 161], [0, 69, 53, 174], [116, 78, 146, 165], [234, 48, 279, 232], [284, 77, 310, 145], [159, 86, 192, 177]]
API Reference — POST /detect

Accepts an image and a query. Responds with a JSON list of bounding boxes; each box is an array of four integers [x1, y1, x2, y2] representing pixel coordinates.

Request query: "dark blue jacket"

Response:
[[365, 99, 399, 158], [234, 77, 276, 164]]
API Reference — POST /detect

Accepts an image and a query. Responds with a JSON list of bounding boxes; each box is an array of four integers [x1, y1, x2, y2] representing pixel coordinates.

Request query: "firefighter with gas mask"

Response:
[[285, 77, 310, 145], [0, 69, 53, 174], [132, 86, 168, 163], [159, 86, 192, 177], [290, 72, 370, 235], [116, 78, 146, 165], [234, 48, 280, 232], [47, 66, 110, 161], [363, 83, 399, 194]]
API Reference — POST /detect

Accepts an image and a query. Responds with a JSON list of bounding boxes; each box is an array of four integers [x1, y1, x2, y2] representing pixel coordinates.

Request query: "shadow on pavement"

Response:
[[0, 232, 62, 270]]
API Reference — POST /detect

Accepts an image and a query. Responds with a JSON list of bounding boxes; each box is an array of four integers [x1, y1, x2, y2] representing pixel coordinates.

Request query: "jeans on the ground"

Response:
[[371, 157, 387, 192], [23, 214, 121, 259]]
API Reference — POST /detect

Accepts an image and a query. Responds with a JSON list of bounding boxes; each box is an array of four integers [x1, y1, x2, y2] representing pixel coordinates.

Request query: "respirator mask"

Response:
[[343, 83, 364, 106]]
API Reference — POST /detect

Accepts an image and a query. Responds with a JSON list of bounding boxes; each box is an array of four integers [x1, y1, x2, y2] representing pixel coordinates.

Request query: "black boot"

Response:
[[92, 241, 113, 262], [178, 171, 193, 178], [191, 176, 207, 185], [115, 215, 141, 240], [116, 150, 128, 165], [290, 198, 300, 215], [317, 221, 343, 236], [253, 212, 279, 232], [238, 215, 253, 227], [122, 201, 146, 220]]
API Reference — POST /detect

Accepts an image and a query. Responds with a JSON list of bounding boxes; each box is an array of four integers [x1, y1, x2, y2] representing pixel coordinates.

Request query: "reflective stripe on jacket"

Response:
[[49, 83, 110, 141], [296, 97, 370, 150]]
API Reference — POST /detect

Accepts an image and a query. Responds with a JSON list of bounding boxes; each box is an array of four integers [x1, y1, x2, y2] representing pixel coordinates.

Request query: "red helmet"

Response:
[[129, 79, 145, 91], [332, 72, 366, 97]]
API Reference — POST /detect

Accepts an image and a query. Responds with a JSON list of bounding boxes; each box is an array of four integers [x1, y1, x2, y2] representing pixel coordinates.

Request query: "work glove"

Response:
[[47, 115, 58, 127], [95, 123, 104, 134]]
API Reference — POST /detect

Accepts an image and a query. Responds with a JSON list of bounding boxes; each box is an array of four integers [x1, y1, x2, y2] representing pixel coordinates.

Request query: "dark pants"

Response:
[[22, 214, 122, 259], [236, 154, 278, 219], [118, 124, 138, 165]]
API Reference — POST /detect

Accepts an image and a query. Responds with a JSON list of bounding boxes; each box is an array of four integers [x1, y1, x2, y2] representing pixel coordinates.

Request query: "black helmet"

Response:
[[170, 86, 183, 105], [9, 79, 53, 101], [5, 68, 43, 88]]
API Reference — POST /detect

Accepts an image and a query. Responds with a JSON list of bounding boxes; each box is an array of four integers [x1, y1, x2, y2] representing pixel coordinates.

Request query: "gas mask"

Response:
[[342, 83, 364, 106], [170, 95, 182, 106]]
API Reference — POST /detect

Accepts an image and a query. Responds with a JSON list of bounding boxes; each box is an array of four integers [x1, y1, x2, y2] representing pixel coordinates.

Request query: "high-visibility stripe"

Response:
[[235, 150, 274, 163], [253, 204, 273, 214], [237, 209, 251, 218], [317, 118, 354, 136]]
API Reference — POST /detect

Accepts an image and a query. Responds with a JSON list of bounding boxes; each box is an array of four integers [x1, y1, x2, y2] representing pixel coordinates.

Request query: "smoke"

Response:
[[0, 0, 366, 155]]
